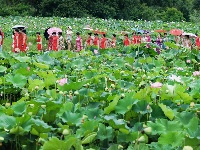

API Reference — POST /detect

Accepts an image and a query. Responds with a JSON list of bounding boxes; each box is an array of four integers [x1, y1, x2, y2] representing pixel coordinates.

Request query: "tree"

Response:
[[161, 7, 184, 22]]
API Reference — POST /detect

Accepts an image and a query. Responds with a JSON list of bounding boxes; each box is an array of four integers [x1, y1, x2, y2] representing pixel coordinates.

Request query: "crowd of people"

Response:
[[0, 26, 200, 53]]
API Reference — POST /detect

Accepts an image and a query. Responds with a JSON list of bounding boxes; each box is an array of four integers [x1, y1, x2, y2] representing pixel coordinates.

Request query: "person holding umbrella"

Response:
[[52, 32, 59, 51], [12, 29, 20, 53], [86, 32, 93, 47], [18, 29, 27, 52], [93, 33, 100, 50]]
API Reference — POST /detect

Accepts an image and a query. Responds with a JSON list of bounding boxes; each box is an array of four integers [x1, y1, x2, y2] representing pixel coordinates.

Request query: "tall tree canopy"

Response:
[[0, 0, 198, 22]]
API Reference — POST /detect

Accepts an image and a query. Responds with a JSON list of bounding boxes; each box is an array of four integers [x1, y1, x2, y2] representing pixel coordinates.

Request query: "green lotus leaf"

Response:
[[158, 131, 185, 148], [0, 114, 16, 130], [97, 123, 113, 141], [104, 95, 120, 114], [14, 56, 31, 62], [37, 53, 54, 65], [115, 94, 137, 115], [6, 73, 27, 89], [11, 101, 26, 116], [31, 119, 52, 134], [43, 137, 81, 150], [159, 103, 174, 120], [82, 132, 97, 145], [61, 112, 82, 126], [33, 62, 49, 69], [28, 79, 45, 91], [76, 120, 99, 138], [0, 66, 7, 73]]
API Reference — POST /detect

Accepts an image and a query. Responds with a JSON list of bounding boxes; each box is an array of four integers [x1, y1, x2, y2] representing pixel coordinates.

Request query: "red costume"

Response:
[[12, 33, 19, 52], [100, 37, 107, 49], [93, 37, 99, 46], [132, 35, 137, 44], [37, 35, 42, 51], [52, 36, 59, 51], [123, 37, 130, 46], [18, 33, 27, 52], [196, 36, 200, 49], [48, 36, 53, 50], [86, 36, 93, 46], [136, 35, 142, 44]]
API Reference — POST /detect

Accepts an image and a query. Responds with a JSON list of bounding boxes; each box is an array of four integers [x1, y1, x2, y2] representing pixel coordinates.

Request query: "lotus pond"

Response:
[[0, 16, 200, 150]]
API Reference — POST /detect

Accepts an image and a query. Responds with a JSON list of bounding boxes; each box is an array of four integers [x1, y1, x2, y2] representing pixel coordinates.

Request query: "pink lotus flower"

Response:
[[169, 74, 182, 83], [58, 78, 68, 86], [150, 82, 162, 88], [27, 67, 30, 71], [186, 60, 191, 63], [94, 49, 98, 54], [193, 71, 200, 76]]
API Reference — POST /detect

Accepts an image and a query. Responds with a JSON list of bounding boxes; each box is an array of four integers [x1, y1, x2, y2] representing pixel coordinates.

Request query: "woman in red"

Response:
[[123, 34, 130, 46], [36, 32, 42, 51], [52, 32, 59, 51], [18, 30, 27, 52], [136, 32, 142, 44], [48, 35, 53, 50], [12, 29, 20, 52], [93, 33, 99, 49], [111, 34, 116, 48], [100, 34, 107, 49], [132, 32, 137, 45], [195, 34, 200, 50], [86, 32, 93, 47]]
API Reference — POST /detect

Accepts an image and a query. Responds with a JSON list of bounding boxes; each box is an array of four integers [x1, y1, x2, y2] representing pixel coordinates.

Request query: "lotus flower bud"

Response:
[[41, 105, 46, 109], [190, 102, 195, 108], [183, 146, 193, 150], [110, 84, 115, 88], [144, 127, 152, 135], [29, 104, 34, 108], [137, 136, 145, 142], [62, 129, 70, 135], [5, 103, 11, 107], [74, 91, 79, 95], [0, 137, 4, 141]]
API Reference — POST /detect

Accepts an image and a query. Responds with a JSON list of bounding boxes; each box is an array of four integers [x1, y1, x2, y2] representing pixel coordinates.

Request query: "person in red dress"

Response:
[[36, 32, 42, 51], [12, 29, 20, 53], [100, 34, 107, 49], [132, 32, 137, 45], [123, 34, 130, 46], [18, 29, 27, 52], [93, 33, 99, 49], [195, 34, 200, 50], [52, 32, 59, 51], [111, 34, 116, 48], [48, 34, 53, 50], [86, 33, 93, 47], [136, 32, 142, 44]]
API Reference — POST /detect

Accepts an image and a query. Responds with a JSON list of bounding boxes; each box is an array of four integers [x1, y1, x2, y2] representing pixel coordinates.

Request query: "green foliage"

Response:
[[0, 0, 199, 21]]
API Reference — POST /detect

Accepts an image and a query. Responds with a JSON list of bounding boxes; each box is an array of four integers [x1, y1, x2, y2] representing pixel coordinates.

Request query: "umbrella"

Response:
[[182, 32, 197, 38], [47, 27, 62, 35], [137, 29, 144, 34], [83, 25, 93, 30], [12, 25, 26, 29], [170, 29, 183, 36], [155, 29, 167, 33]]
